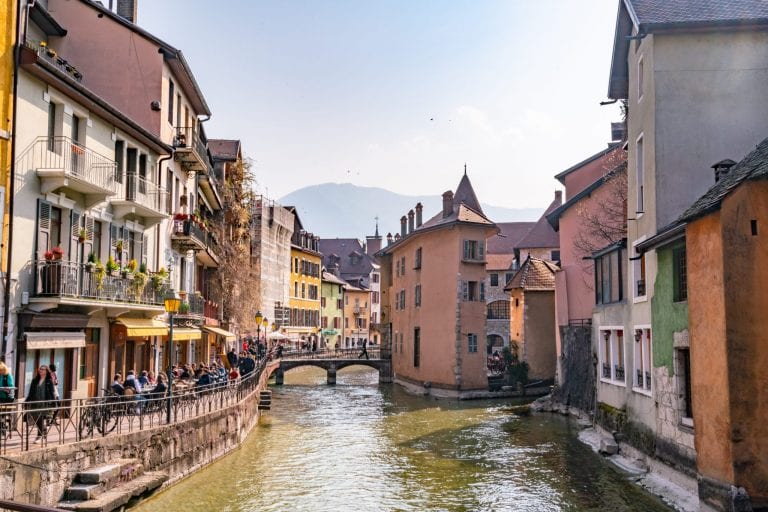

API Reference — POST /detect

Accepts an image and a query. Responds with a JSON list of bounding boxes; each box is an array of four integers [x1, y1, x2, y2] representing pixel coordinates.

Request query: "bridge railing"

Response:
[[279, 347, 381, 360]]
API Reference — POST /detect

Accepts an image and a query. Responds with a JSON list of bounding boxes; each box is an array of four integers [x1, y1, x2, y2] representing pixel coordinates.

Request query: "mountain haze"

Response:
[[279, 183, 543, 239]]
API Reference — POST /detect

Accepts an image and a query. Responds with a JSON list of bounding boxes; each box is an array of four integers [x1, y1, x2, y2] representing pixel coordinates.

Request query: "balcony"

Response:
[[175, 293, 206, 325], [22, 40, 82, 83], [353, 306, 362, 315], [112, 174, 168, 227], [171, 218, 208, 252], [172, 126, 210, 174], [199, 171, 223, 210], [31, 259, 168, 313], [614, 365, 625, 382], [25, 136, 117, 209]]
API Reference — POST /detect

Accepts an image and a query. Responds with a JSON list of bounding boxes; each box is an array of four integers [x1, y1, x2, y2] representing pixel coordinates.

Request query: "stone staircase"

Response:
[[57, 459, 167, 512], [258, 390, 272, 411]]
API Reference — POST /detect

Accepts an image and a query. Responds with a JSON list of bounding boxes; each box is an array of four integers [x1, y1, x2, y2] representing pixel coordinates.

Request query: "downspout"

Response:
[[155, 152, 174, 270], [2, 0, 34, 362]]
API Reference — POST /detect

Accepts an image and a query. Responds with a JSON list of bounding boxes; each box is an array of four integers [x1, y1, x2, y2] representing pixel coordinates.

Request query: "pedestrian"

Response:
[[0, 362, 15, 403], [47, 362, 61, 425], [358, 339, 369, 360], [25, 364, 56, 441], [227, 347, 238, 369]]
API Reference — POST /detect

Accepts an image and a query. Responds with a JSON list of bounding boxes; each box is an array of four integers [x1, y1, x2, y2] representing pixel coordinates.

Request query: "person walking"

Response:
[[358, 339, 369, 360], [25, 365, 56, 442], [0, 362, 15, 403]]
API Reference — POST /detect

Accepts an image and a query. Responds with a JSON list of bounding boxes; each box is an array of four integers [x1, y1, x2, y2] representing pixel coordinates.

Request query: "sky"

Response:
[[139, 0, 621, 210]]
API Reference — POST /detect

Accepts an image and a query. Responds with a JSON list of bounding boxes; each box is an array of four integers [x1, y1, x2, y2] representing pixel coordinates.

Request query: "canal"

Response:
[[132, 367, 672, 512]]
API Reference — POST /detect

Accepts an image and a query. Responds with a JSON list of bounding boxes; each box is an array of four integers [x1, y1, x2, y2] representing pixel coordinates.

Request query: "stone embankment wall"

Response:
[[0, 361, 278, 507], [552, 325, 594, 413]]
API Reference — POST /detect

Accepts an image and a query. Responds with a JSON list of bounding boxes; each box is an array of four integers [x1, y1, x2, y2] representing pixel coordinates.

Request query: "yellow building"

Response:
[[286, 208, 322, 349], [342, 283, 370, 349]]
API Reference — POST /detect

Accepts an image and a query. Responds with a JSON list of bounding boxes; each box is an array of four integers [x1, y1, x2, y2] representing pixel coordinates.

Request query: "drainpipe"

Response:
[[155, 152, 174, 270], [2, 0, 34, 362]]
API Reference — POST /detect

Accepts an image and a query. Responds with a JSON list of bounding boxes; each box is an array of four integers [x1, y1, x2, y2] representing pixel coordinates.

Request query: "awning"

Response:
[[321, 329, 338, 336], [25, 331, 86, 349], [202, 326, 236, 341], [116, 318, 168, 337], [172, 328, 202, 341]]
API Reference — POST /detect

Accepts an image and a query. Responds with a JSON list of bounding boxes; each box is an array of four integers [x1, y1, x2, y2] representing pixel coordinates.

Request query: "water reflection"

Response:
[[132, 367, 670, 512]]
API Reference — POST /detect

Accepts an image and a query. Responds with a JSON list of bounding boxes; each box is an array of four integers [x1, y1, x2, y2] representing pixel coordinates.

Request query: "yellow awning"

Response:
[[202, 326, 237, 341], [116, 318, 168, 337], [172, 328, 202, 341]]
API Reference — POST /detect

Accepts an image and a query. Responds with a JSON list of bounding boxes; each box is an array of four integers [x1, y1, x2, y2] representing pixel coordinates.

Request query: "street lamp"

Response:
[[255, 310, 263, 346], [262, 317, 268, 342], [164, 290, 181, 424]]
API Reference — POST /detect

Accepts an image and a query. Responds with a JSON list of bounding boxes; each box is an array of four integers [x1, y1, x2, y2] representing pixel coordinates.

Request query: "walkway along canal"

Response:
[[132, 366, 673, 512]]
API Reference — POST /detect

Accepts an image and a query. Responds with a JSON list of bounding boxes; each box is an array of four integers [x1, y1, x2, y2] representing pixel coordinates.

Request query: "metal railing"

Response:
[[173, 219, 207, 246], [172, 126, 209, 171], [0, 357, 269, 454], [279, 347, 381, 360], [116, 174, 168, 213], [24, 39, 83, 83], [602, 363, 611, 379], [178, 294, 205, 316], [20, 136, 117, 192], [614, 365, 625, 381], [34, 259, 168, 305]]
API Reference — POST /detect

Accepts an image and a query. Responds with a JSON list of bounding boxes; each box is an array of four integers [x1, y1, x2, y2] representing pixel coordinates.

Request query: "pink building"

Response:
[[378, 174, 497, 396]]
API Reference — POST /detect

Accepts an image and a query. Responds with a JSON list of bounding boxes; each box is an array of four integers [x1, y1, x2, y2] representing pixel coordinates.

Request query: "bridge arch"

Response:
[[272, 356, 391, 385]]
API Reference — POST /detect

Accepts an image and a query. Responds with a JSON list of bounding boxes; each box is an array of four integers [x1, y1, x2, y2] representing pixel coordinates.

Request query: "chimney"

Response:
[[442, 191, 454, 218], [555, 190, 562, 203], [116, 0, 137, 23], [712, 159, 736, 182], [408, 209, 415, 234], [611, 121, 627, 142], [415, 202, 423, 227], [400, 216, 407, 238], [394, 233, 401, 241], [366, 235, 381, 256], [386, 232, 393, 246]]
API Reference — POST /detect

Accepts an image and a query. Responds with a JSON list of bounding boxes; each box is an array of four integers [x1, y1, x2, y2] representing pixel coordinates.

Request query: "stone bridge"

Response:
[[270, 349, 392, 385]]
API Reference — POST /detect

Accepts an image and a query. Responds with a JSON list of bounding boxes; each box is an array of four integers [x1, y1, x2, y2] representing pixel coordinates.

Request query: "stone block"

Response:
[[599, 438, 619, 455]]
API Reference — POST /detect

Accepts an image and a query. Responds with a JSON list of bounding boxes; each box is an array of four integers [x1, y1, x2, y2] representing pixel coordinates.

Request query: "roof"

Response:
[[554, 143, 622, 184], [486, 254, 516, 271], [505, 257, 558, 291], [453, 172, 484, 215], [319, 238, 376, 279], [516, 193, 562, 249], [608, 0, 768, 99], [79, 0, 211, 116], [680, 135, 768, 222], [547, 161, 628, 232], [486, 222, 535, 254], [31, 3, 67, 36], [322, 271, 348, 286], [208, 140, 241, 161]]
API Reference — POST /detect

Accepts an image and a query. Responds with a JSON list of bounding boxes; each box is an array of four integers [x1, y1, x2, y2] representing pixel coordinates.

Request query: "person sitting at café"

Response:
[[195, 368, 213, 391], [125, 370, 142, 393], [137, 370, 150, 388], [112, 374, 125, 395], [151, 373, 167, 398]]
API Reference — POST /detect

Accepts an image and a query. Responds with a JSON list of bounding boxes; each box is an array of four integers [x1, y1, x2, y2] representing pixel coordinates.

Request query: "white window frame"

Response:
[[632, 238, 648, 302], [632, 325, 652, 396], [637, 55, 644, 102], [599, 327, 626, 386], [636, 134, 645, 215]]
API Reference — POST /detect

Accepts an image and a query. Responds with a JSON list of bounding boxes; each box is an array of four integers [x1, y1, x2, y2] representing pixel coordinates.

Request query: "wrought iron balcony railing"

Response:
[[172, 126, 210, 174], [614, 365, 625, 381], [115, 174, 168, 215], [602, 363, 611, 379]]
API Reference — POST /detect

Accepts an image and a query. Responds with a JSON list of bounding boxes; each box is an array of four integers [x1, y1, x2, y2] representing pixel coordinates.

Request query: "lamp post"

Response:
[[164, 290, 181, 424], [262, 317, 268, 343], [255, 310, 263, 346]]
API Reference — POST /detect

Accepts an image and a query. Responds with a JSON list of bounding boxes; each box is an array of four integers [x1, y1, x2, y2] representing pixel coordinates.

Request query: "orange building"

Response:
[[378, 173, 497, 396], [679, 141, 768, 510]]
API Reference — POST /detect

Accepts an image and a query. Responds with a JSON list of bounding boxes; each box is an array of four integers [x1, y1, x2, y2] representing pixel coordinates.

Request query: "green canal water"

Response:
[[132, 367, 671, 512]]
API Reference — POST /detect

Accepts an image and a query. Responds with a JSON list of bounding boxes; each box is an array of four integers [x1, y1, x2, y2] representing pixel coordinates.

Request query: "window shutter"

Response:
[[36, 199, 52, 260], [69, 209, 82, 262], [142, 234, 149, 265], [83, 215, 95, 260], [480, 281, 485, 301], [463, 240, 470, 260], [110, 223, 118, 259], [462, 281, 468, 301], [478, 241, 485, 259], [122, 228, 130, 262]]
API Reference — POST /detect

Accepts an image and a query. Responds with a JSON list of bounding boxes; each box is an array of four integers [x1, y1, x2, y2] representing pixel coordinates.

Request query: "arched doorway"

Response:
[[486, 334, 504, 355]]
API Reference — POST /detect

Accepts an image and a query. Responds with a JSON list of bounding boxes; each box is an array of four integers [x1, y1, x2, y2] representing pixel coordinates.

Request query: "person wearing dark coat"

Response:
[[25, 365, 57, 441], [226, 348, 238, 368], [238, 354, 256, 377]]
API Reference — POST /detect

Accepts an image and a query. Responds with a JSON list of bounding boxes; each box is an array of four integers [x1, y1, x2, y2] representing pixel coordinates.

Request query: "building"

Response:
[[599, 1, 768, 508], [286, 208, 322, 348], [678, 142, 768, 511], [377, 172, 497, 396], [504, 256, 558, 382], [342, 283, 370, 349], [485, 222, 536, 354], [320, 270, 346, 349], [512, 191, 561, 268]]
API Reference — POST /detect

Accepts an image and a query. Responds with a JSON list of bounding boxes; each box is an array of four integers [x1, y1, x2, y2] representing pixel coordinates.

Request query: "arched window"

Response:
[[487, 300, 510, 319]]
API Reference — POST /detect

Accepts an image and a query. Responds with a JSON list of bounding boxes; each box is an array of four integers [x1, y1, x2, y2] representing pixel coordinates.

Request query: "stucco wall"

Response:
[[521, 291, 556, 381]]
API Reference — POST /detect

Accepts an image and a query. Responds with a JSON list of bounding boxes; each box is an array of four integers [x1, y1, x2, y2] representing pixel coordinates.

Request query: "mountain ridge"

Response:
[[278, 183, 543, 239]]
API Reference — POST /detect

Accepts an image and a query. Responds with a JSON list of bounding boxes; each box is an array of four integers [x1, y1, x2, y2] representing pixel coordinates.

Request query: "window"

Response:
[[634, 252, 646, 298], [344, 317, 349, 329], [114, 140, 125, 183], [372, 291, 379, 304], [637, 55, 644, 101], [673, 245, 687, 302], [92, 221, 102, 261], [333, 317, 340, 329], [677, 348, 693, 426], [414, 284, 421, 307], [50, 206, 62, 249], [321, 297, 326, 308], [490, 273, 499, 287], [551, 250, 560, 262], [633, 328, 652, 392], [345, 295, 348, 305], [301, 283, 306, 298], [166, 169, 173, 213], [168, 79, 175, 124], [415, 247, 422, 269], [505, 272, 514, 284], [487, 300, 510, 319], [400, 256, 406, 275], [294, 282, 298, 297], [595, 244, 625, 305], [461, 281, 479, 301], [399, 290, 406, 309], [468, 333, 478, 353], [480, 282, 485, 301], [599, 329, 625, 384], [413, 328, 420, 367], [463, 240, 484, 261], [636, 135, 644, 213], [47, 102, 56, 151], [336, 298, 343, 310], [372, 273, 379, 283]]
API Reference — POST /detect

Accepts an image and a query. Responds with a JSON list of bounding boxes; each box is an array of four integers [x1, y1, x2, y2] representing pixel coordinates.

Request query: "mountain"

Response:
[[278, 183, 543, 239]]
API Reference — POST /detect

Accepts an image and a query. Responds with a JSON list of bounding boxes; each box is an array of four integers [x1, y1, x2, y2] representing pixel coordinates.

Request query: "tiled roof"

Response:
[[554, 143, 622, 184], [680, 135, 768, 222], [322, 271, 348, 286], [505, 257, 558, 291], [318, 238, 376, 279], [486, 254, 515, 271], [627, 0, 768, 26], [516, 194, 561, 249], [208, 139, 240, 161], [487, 222, 535, 254], [453, 173, 484, 215]]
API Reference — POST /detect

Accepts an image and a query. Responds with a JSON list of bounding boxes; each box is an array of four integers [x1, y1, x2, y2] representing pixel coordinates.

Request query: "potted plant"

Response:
[[151, 267, 169, 291], [139, 262, 147, 274], [78, 228, 88, 244], [132, 270, 149, 298], [94, 260, 106, 291], [115, 240, 124, 258], [85, 252, 97, 272], [106, 255, 120, 277], [51, 246, 64, 260], [179, 302, 190, 314], [122, 258, 137, 279]]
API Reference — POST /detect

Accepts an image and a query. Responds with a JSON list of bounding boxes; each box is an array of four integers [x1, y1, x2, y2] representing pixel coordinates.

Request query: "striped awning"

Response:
[[172, 328, 202, 341], [115, 318, 168, 337], [202, 326, 237, 341]]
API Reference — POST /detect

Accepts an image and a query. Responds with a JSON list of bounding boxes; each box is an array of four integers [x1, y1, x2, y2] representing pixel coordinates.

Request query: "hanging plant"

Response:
[[78, 228, 87, 244]]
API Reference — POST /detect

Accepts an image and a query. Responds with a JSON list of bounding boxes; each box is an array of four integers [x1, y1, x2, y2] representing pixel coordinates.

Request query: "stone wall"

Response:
[[552, 325, 594, 413], [0, 362, 278, 507]]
